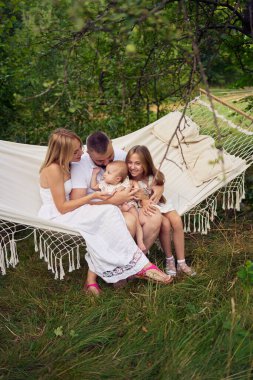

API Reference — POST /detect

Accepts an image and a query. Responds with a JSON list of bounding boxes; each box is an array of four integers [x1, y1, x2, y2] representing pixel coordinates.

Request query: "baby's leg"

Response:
[[121, 211, 137, 237], [129, 207, 146, 252], [119, 202, 131, 212]]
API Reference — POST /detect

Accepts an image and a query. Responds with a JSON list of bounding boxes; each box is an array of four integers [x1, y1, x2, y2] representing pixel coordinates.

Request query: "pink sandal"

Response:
[[85, 283, 102, 296], [135, 264, 173, 284]]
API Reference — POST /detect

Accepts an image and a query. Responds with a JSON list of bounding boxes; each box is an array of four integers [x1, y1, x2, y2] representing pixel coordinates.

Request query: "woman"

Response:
[[38, 129, 173, 295]]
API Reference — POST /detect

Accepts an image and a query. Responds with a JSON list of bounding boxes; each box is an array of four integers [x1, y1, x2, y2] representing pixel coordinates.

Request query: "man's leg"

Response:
[[139, 209, 162, 252]]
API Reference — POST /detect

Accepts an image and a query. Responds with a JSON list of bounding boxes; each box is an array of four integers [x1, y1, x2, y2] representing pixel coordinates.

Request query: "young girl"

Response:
[[126, 145, 196, 277], [91, 160, 146, 252]]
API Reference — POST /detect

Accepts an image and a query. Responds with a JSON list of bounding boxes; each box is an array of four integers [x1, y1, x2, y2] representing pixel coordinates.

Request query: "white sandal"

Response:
[[165, 256, 177, 276], [177, 261, 196, 276]]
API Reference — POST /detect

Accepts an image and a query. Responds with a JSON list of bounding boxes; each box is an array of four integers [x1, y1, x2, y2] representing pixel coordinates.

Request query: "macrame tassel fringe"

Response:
[[0, 232, 19, 274], [33, 230, 84, 280], [0, 244, 6, 275], [34, 229, 38, 252]]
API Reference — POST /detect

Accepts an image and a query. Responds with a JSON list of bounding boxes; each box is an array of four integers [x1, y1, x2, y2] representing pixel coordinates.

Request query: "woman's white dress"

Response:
[[38, 180, 148, 283]]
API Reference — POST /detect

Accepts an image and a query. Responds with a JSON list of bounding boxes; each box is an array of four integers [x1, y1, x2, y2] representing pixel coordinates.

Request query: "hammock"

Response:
[[1, 104, 252, 278]]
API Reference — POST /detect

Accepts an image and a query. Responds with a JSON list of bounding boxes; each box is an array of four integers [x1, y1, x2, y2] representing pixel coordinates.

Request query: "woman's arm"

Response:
[[45, 165, 110, 214]]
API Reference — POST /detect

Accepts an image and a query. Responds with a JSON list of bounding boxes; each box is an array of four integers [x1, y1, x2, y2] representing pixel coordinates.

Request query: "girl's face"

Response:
[[127, 153, 145, 179], [71, 139, 83, 162]]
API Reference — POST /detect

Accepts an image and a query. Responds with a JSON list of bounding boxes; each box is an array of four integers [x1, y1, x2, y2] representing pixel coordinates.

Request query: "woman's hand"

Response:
[[141, 199, 157, 216]]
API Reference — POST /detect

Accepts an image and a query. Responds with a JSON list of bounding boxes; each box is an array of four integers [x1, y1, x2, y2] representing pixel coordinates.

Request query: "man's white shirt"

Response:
[[71, 147, 127, 194]]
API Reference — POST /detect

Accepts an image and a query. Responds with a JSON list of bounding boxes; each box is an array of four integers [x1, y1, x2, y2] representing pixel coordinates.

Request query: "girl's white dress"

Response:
[[137, 175, 175, 213], [38, 179, 148, 283]]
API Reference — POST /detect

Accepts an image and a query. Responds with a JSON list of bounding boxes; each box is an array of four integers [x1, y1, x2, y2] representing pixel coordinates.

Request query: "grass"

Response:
[[1, 89, 253, 379], [0, 216, 253, 380]]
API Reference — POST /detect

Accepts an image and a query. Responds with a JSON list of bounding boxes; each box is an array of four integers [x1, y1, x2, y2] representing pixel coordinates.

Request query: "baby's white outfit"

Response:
[[98, 176, 131, 193]]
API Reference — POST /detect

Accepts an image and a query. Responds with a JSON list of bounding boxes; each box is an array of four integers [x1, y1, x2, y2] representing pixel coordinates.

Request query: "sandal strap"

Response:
[[86, 283, 101, 290], [137, 264, 160, 277]]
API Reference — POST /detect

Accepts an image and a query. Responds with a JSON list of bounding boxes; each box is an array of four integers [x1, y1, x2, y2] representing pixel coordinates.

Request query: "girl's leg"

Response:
[[139, 209, 162, 252], [129, 207, 146, 251], [165, 211, 185, 260], [159, 216, 172, 257], [165, 211, 196, 276], [159, 216, 176, 276]]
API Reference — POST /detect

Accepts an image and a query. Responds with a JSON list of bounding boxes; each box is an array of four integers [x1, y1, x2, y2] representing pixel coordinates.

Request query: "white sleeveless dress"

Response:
[[38, 180, 148, 283]]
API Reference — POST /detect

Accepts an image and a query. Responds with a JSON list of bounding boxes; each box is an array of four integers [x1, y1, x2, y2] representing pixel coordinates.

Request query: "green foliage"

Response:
[[0, 0, 252, 143], [237, 260, 253, 289]]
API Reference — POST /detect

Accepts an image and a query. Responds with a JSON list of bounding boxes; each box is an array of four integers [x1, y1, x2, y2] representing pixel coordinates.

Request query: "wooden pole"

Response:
[[199, 88, 253, 122]]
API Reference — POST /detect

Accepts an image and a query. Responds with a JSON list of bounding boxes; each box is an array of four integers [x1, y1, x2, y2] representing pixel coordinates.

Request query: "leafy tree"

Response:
[[0, 0, 252, 143]]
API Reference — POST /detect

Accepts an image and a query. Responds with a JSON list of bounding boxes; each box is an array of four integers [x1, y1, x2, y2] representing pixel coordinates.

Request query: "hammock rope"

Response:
[[1, 95, 252, 278]]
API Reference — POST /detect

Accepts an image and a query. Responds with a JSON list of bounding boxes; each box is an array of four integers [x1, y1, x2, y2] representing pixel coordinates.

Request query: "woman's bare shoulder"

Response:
[[40, 163, 62, 184]]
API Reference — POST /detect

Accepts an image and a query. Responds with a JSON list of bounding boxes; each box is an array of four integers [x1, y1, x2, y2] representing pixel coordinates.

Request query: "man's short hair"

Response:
[[107, 161, 128, 181], [86, 131, 110, 154]]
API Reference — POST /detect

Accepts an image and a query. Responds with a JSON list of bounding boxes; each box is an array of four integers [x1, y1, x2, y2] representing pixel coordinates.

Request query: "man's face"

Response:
[[88, 141, 114, 169]]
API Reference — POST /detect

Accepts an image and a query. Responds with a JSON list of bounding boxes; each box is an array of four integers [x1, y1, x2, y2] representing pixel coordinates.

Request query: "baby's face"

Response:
[[103, 165, 121, 185]]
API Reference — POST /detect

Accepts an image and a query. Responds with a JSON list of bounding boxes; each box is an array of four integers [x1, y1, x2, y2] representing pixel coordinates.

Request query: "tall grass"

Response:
[[0, 216, 252, 380]]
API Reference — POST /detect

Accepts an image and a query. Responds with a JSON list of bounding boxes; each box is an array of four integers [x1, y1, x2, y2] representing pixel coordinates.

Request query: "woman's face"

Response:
[[71, 139, 83, 162], [127, 153, 145, 179]]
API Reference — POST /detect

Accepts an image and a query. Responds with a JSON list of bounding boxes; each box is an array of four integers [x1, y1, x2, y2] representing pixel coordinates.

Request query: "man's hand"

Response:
[[150, 184, 164, 204]]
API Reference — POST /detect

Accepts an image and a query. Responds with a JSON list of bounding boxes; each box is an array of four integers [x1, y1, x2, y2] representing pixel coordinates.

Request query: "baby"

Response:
[[91, 161, 146, 251]]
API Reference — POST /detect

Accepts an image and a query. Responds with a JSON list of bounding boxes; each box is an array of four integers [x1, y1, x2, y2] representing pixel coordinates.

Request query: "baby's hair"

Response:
[[107, 160, 128, 181]]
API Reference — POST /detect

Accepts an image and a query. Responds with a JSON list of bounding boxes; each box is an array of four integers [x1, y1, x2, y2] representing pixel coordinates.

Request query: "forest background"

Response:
[[0, 1, 253, 379], [1, 0, 253, 144]]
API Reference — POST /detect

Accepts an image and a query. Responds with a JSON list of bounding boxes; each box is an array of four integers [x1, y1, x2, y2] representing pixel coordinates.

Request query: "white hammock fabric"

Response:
[[1, 108, 252, 278]]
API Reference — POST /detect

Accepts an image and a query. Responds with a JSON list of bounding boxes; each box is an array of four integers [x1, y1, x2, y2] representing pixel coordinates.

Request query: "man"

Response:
[[71, 131, 163, 250]]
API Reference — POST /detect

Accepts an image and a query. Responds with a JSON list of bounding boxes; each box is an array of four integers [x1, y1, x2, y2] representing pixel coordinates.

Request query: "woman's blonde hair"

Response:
[[126, 145, 166, 203], [40, 128, 82, 174]]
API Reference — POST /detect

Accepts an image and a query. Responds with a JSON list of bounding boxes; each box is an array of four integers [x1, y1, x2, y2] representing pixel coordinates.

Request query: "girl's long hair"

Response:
[[40, 128, 82, 174], [126, 145, 166, 203]]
